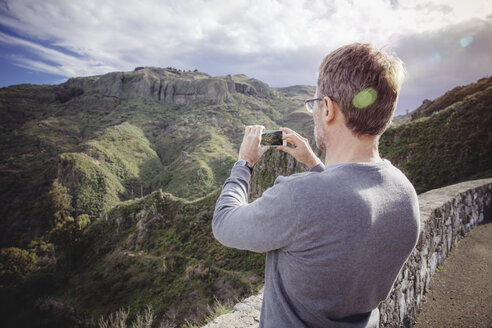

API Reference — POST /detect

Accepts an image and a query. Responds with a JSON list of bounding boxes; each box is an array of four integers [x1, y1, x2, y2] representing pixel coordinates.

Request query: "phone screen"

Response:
[[261, 130, 284, 146]]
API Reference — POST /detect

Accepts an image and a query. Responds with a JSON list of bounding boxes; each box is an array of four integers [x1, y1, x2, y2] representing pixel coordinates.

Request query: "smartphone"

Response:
[[261, 130, 286, 146]]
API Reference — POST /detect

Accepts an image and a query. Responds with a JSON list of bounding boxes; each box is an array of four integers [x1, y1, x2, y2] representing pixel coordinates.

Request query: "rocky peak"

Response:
[[63, 68, 275, 106]]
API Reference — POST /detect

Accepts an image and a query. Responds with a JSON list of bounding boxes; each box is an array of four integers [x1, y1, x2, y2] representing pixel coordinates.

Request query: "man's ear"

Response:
[[322, 96, 337, 125]]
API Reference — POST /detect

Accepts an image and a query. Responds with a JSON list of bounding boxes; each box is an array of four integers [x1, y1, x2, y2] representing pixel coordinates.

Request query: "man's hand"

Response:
[[238, 125, 270, 166], [278, 127, 322, 169]]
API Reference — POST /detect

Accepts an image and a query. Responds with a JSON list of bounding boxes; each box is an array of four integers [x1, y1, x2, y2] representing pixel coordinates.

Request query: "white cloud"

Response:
[[0, 31, 116, 77], [0, 0, 491, 113]]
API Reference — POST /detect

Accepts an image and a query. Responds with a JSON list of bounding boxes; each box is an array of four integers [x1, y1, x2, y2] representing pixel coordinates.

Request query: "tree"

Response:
[[50, 214, 90, 269], [0, 247, 38, 286], [48, 179, 73, 227]]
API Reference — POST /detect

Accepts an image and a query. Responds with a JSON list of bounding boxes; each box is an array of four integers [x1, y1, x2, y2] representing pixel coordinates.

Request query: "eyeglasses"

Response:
[[305, 96, 336, 113]]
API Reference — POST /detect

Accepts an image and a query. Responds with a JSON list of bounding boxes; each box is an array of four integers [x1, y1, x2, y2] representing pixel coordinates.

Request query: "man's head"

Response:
[[316, 43, 405, 138]]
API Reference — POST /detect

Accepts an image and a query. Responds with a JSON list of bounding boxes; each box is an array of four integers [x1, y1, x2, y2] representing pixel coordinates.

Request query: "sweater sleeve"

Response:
[[310, 162, 325, 172], [212, 165, 298, 253]]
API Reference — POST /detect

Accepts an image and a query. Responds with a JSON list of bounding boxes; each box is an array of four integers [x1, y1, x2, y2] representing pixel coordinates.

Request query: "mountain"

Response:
[[380, 76, 492, 193], [0, 68, 317, 326], [0, 68, 313, 248], [0, 71, 490, 327], [410, 76, 491, 120]]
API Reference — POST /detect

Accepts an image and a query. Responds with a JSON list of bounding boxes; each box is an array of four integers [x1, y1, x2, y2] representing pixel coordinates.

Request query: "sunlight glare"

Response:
[[459, 35, 474, 47]]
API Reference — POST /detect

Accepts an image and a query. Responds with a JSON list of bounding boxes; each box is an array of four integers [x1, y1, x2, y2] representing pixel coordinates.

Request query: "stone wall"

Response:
[[202, 178, 492, 328], [378, 178, 492, 327]]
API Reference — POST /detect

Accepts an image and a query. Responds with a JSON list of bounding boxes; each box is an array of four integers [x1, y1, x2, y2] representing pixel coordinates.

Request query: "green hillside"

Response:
[[380, 76, 492, 193], [0, 71, 490, 328], [0, 68, 311, 327], [410, 76, 491, 120], [0, 68, 310, 248]]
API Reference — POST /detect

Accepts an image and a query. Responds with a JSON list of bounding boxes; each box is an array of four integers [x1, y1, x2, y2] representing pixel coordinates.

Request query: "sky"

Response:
[[0, 0, 491, 115]]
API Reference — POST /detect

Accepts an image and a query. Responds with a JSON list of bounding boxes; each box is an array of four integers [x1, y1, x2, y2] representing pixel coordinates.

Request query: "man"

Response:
[[212, 43, 420, 328]]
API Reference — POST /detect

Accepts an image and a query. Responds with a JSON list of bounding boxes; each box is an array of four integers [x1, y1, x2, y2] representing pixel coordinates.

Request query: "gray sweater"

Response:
[[212, 160, 420, 328]]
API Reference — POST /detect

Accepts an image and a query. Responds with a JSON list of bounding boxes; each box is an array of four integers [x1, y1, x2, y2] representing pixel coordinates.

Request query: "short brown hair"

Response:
[[317, 43, 405, 136]]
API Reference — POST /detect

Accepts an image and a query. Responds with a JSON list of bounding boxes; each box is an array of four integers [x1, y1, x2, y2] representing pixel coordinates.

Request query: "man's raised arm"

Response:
[[212, 125, 323, 252]]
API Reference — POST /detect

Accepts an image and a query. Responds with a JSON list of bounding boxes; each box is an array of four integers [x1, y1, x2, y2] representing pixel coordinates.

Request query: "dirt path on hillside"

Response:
[[413, 220, 492, 328]]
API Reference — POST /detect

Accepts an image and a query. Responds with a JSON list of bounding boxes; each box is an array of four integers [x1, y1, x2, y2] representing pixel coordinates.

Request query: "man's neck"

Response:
[[323, 131, 382, 167]]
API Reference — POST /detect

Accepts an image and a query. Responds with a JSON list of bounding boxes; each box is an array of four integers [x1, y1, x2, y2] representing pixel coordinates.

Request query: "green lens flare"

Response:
[[353, 88, 378, 109], [460, 35, 474, 48]]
